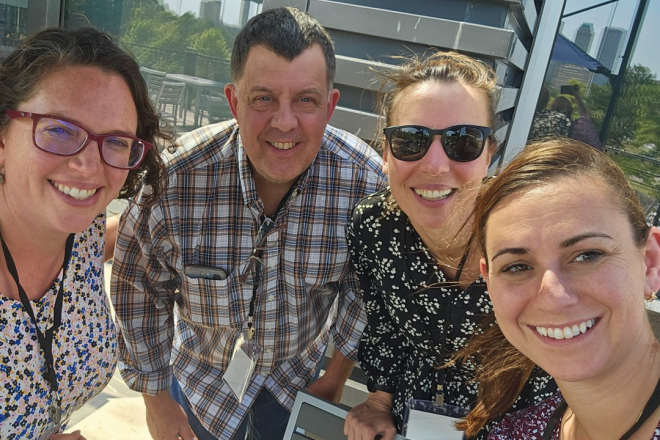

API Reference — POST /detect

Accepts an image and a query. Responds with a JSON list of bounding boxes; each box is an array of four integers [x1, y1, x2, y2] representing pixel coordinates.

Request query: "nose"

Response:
[[69, 139, 103, 176], [536, 269, 579, 310], [270, 102, 298, 133], [419, 136, 451, 176]]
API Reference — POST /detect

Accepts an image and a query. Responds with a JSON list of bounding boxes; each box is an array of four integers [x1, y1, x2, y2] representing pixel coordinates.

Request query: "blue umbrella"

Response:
[[552, 33, 612, 76]]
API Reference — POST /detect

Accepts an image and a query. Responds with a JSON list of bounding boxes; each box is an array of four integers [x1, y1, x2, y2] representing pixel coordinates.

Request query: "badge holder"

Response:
[[222, 328, 262, 403], [402, 398, 468, 440], [38, 395, 70, 440]]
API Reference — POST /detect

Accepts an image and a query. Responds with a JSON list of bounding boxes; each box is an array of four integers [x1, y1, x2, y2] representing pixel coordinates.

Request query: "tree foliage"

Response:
[[65, 0, 232, 74]]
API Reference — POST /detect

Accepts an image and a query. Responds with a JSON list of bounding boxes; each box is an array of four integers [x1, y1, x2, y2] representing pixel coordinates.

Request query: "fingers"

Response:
[[177, 424, 198, 440]]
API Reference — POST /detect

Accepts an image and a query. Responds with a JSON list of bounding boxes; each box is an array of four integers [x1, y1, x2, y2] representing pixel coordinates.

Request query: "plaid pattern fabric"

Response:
[[111, 120, 386, 438]]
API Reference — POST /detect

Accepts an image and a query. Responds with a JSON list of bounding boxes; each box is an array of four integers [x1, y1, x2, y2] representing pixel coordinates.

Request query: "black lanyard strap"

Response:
[[542, 371, 660, 440], [0, 233, 75, 396]]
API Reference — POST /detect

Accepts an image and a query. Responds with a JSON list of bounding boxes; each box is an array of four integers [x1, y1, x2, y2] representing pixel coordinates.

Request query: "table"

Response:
[[166, 73, 224, 127]]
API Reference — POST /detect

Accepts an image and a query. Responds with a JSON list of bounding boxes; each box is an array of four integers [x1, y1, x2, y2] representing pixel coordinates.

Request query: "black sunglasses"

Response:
[[383, 124, 492, 162]]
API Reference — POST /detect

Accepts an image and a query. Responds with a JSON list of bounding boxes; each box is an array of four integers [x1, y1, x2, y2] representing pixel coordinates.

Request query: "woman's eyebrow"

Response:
[[560, 232, 614, 248], [491, 247, 529, 262]]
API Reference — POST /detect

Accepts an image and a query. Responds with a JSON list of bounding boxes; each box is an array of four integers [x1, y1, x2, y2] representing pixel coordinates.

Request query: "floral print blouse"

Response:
[[347, 189, 556, 437], [489, 392, 660, 439], [0, 214, 117, 439]]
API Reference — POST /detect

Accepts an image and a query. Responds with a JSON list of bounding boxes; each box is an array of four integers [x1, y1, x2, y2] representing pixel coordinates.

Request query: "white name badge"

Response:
[[222, 332, 262, 402], [403, 399, 467, 440], [405, 409, 463, 440]]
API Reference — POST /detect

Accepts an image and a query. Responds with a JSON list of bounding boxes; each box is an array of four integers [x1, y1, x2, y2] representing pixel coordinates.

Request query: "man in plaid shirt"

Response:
[[111, 7, 386, 440]]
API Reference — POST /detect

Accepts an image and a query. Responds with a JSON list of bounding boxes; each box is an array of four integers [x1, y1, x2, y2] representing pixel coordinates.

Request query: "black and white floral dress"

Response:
[[347, 189, 555, 437]]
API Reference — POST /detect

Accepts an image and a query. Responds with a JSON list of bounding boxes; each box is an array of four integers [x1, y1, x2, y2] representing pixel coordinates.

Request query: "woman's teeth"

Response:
[[414, 188, 452, 200], [272, 142, 295, 150], [54, 182, 97, 200], [536, 319, 596, 340]]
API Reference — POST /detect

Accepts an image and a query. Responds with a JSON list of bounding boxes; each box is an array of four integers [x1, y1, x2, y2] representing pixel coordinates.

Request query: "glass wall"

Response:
[[529, 0, 659, 223]]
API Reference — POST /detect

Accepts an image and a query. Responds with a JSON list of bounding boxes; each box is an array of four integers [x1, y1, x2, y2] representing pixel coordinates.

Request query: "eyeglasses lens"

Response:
[[390, 126, 484, 162], [35, 117, 145, 169], [444, 126, 484, 162], [389, 127, 428, 161]]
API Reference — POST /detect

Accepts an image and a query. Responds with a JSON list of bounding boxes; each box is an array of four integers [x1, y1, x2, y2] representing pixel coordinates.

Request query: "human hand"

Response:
[[143, 391, 197, 440], [49, 430, 86, 440], [344, 392, 396, 440]]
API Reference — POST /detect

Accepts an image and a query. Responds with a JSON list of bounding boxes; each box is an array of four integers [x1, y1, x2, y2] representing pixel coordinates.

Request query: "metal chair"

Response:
[[144, 69, 167, 104], [156, 81, 187, 127]]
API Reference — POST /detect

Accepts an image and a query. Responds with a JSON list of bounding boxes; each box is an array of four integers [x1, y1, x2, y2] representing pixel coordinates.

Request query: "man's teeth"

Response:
[[536, 319, 596, 340], [414, 188, 452, 201], [54, 182, 97, 200], [272, 142, 295, 150]]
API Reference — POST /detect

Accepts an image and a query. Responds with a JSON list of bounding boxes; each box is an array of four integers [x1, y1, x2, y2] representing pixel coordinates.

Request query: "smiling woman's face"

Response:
[[382, 80, 492, 236], [481, 175, 659, 383], [0, 65, 135, 238]]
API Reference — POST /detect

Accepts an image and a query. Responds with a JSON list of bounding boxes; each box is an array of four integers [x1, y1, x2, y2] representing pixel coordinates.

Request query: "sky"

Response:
[[162, 0, 254, 26], [163, 0, 660, 76]]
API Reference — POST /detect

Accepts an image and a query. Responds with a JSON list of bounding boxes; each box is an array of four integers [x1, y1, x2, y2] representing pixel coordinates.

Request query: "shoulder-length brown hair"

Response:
[[0, 27, 172, 205], [456, 138, 650, 437]]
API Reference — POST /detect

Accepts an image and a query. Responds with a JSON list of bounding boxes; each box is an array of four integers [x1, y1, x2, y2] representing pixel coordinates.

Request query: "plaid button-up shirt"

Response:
[[111, 120, 386, 438]]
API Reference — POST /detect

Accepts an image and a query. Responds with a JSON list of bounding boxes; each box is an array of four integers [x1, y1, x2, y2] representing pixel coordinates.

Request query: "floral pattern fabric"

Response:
[[489, 392, 660, 439], [347, 189, 556, 437], [529, 109, 571, 141], [0, 214, 117, 439]]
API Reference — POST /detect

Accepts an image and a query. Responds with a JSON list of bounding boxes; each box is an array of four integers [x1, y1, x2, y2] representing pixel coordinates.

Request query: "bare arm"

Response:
[[570, 85, 590, 118], [104, 214, 119, 262], [306, 349, 354, 402], [143, 391, 196, 440]]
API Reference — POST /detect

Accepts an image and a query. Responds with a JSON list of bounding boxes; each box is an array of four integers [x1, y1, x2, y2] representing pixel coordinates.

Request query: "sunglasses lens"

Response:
[[389, 126, 430, 161], [444, 126, 485, 162]]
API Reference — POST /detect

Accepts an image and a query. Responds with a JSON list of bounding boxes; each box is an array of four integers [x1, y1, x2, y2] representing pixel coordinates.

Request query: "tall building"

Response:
[[593, 26, 627, 84], [574, 22, 595, 54], [200, 0, 223, 26], [547, 23, 596, 92]]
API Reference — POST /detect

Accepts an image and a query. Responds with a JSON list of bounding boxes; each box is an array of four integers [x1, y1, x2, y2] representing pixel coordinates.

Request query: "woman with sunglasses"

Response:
[[344, 51, 555, 440], [457, 139, 660, 440], [0, 28, 168, 439]]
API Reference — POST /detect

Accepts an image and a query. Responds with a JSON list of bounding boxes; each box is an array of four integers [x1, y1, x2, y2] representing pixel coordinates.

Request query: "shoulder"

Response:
[[489, 393, 562, 440], [163, 120, 239, 175], [351, 188, 392, 224], [320, 125, 385, 178]]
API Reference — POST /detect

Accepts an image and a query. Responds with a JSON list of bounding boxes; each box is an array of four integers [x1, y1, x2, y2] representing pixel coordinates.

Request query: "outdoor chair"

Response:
[[145, 69, 168, 104], [156, 81, 187, 127]]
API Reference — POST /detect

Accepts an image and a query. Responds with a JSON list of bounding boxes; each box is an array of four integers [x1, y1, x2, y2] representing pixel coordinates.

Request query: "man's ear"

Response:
[[325, 88, 340, 123], [225, 83, 239, 119], [644, 227, 660, 297]]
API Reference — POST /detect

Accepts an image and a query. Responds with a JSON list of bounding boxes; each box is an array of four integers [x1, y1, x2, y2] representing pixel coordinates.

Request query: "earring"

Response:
[[0, 172, 4, 184], [645, 291, 658, 302]]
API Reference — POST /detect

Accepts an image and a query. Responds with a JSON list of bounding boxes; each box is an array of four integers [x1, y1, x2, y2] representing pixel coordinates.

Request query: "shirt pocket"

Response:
[[181, 275, 245, 328]]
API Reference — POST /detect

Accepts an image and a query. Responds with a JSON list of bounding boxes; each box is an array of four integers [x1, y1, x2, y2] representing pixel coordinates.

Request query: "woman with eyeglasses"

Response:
[[0, 28, 168, 439], [344, 51, 555, 440], [457, 139, 660, 440]]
